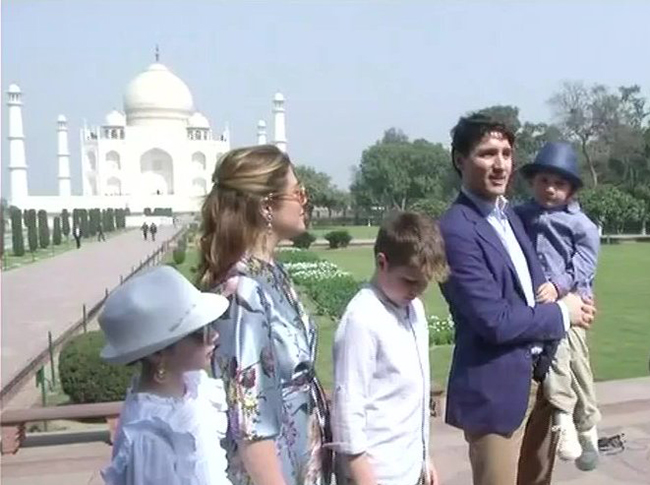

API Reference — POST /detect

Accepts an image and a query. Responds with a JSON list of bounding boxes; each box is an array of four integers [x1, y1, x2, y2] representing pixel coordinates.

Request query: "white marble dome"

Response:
[[123, 63, 194, 125], [188, 112, 210, 129], [104, 109, 126, 126]]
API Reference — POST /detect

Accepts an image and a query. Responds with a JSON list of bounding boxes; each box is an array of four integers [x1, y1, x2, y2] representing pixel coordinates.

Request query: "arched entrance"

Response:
[[140, 148, 174, 195]]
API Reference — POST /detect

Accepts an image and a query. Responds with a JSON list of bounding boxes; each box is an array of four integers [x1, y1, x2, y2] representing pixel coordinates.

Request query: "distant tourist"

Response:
[[97, 222, 106, 242], [141, 222, 149, 241], [72, 224, 82, 249], [99, 266, 232, 485], [149, 222, 157, 242]]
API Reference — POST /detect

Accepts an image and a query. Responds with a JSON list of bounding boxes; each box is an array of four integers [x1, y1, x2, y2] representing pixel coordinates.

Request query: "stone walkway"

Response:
[[1, 378, 648, 484], [0, 227, 178, 407]]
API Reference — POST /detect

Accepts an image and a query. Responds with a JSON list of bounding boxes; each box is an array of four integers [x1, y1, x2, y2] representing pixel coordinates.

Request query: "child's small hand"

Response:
[[536, 282, 558, 303]]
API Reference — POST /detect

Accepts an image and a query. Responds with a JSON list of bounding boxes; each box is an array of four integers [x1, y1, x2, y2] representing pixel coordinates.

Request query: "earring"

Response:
[[266, 212, 273, 233], [154, 363, 167, 383]]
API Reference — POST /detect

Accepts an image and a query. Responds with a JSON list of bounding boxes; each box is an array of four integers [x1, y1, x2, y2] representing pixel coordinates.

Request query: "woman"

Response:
[[197, 145, 332, 485], [100, 266, 232, 485]]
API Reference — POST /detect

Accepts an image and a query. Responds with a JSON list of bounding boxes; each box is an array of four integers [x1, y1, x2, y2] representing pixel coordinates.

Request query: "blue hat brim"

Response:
[[519, 163, 583, 189]]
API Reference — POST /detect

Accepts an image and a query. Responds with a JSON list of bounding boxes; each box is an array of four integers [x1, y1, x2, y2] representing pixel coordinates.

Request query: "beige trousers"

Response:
[[543, 327, 601, 431], [464, 382, 559, 485]]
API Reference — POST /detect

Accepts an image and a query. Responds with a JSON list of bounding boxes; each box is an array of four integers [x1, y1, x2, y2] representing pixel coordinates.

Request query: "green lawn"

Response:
[[317, 242, 650, 385], [309, 225, 378, 241]]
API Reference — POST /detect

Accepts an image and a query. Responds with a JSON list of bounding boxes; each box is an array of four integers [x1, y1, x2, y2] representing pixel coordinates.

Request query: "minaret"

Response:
[[57, 115, 72, 196], [272, 92, 287, 152], [7, 84, 29, 205], [257, 120, 267, 145]]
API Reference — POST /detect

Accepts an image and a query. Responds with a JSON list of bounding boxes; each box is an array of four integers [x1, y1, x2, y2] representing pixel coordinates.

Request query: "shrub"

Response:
[[304, 274, 359, 318], [88, 209, 100, 236], [428, 315, 455, 346], [115, 209, 126, 229], [59, 331, 137, 403], [291, 231, 317, 249], [26, 209, 38, 253], [324, 230, 352, 249], [53, 217, 62, 245], [276, 248, 321, 264], [153, 207, 173, 217], [79, 209, 89, 237], [0, 202, 5, 260], [61, 209, 71, 237], [172, 238, 187, 265], [10, 206, 25, 256], [282, 256, 359, 317], [144, 207, 152, 216], [38, 210, 50, 249]]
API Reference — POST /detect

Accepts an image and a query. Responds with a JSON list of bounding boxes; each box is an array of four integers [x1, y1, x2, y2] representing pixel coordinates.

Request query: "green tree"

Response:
[[79, 209, 89, 237], [475, 105, 522, 133], [37, 210, 50, 249], [580, 185, 644, 233], [351, 129, 452, 211], [294, 165, 336, 222], [61, 209, 71, 238], [26, 209, 38, 253], [88, 209, 99, 236], [53, 216, 62, 245], [548, 81, 621, 187], [10, 206, 25, 257], [106, 209, 115, 231], [0, 198, 6, 259]]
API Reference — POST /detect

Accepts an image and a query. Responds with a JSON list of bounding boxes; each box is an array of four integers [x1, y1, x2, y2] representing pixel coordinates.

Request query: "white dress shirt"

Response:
[[332, 285, 430, 485], [462, 187, 570, 345]]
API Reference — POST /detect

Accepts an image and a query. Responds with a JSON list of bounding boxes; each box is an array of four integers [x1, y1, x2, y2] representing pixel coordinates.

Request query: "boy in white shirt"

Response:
[[332, 211, 449, 485]]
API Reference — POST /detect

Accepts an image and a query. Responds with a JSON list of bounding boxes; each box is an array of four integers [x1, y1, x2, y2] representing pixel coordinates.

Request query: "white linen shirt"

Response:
[[332, 285, 430, 485]]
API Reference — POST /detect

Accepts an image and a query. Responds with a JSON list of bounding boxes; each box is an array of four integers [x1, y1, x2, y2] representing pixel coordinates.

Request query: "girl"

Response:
[[100, 266, 232, 485]]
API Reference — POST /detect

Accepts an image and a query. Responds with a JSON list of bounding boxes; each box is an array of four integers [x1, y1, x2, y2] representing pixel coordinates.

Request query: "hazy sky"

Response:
[[2, 0, 650, 197]]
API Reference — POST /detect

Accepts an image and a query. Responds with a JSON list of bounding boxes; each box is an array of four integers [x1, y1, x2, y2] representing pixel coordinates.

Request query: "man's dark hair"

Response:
[[450, 114, 516, 175]]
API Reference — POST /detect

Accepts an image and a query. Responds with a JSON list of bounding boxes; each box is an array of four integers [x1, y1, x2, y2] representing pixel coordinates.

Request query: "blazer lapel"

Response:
[[457, 193, 518, 277]]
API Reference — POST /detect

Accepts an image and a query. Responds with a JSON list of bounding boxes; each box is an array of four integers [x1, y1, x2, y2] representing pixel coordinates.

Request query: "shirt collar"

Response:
[[367, 282, 410, 322], [461, 186, 509, 219]]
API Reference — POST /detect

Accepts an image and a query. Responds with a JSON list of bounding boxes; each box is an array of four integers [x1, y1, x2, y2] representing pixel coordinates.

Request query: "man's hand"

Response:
[[536, 282, 559, 304], [560, 293, 597, 329]]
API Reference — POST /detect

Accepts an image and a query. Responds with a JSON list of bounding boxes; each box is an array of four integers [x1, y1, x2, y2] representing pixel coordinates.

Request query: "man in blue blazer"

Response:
[[439, 114, 596, 485]]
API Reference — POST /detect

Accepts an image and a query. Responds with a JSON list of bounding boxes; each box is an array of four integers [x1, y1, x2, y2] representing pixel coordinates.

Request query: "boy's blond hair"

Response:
[[374, 211, 449, 283]]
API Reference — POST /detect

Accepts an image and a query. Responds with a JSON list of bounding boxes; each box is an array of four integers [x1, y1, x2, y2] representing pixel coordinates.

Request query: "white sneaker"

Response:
[[575, 426, 600, 471], [554, 412, 582, 461]]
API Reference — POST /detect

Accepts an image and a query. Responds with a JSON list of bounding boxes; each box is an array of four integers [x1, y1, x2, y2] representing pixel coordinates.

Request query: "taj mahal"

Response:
[[6, 56, 288, 214]]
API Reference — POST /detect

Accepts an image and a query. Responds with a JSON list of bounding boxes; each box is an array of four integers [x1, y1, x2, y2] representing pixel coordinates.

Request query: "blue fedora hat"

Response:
[[520, 142, 583, 188]]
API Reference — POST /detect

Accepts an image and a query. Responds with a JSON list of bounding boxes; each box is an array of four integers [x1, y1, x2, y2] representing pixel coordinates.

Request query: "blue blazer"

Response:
[[439, 193, 566, 435]]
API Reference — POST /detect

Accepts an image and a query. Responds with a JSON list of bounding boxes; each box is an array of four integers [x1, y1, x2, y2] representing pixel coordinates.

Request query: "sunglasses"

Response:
[[267, 184, 309, 207]]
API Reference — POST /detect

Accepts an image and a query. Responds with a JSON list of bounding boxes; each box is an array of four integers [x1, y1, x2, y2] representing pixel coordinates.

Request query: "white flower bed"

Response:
[[284, 261, 351, 283]]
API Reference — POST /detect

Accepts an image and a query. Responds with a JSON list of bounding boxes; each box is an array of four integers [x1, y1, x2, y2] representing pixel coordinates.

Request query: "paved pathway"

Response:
[[1, 227, 178, 405], [1, 378, 648, 484]]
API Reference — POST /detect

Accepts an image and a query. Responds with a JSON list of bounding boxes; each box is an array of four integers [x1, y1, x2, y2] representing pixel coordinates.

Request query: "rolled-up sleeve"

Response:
[[331, 310, 377, 455], [216, 278, 282, 442]]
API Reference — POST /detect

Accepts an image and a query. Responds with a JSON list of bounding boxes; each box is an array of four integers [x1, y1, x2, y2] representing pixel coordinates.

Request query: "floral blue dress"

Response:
[[211, 256, 332, 485]]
